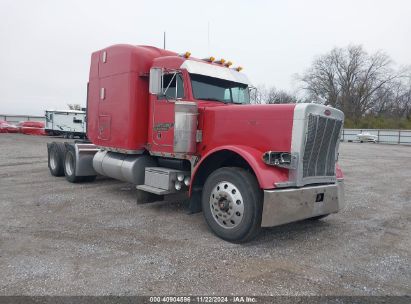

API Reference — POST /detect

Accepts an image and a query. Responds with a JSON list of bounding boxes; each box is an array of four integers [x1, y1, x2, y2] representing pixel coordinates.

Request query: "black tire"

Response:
[[63, 146, 96, 183], [82, 175, 97, 182], [201, 167, 262, 243], [307, 214, 329, 221], [48, 142, 66, 176]]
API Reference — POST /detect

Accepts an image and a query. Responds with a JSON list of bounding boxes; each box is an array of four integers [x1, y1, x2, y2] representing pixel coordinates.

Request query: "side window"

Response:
[[231, 87, 249, 104], [158, 73, 184, 100], [73, 117, 82, 124], [224, 89, 231, 101]]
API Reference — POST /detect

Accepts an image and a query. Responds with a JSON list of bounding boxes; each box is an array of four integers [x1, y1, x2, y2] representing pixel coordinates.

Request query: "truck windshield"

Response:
[[190, 74, 250, 104]]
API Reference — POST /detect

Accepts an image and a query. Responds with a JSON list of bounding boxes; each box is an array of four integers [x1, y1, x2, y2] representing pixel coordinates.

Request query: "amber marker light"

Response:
[[215, 58, 226, 65], [180, 51, 191, 58], [203, 56, 215, 62]]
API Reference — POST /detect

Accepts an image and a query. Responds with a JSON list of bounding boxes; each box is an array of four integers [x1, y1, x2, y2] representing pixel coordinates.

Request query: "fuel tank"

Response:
[[92, 150, 157, 184]]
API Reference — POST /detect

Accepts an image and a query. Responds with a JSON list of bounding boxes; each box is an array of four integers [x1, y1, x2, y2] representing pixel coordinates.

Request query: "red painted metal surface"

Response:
[[86, 44, 343, 191], [195, 103, 295, 189], [147, 57, 191, 153], [87, 45, 176, 152]]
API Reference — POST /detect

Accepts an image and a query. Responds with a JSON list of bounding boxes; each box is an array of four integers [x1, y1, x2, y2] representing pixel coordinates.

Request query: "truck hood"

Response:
[[199, 103, 296, 153]]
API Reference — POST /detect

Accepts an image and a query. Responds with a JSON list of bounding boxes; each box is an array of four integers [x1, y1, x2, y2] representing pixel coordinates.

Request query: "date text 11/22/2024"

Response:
[[149, 296, 257, 303]]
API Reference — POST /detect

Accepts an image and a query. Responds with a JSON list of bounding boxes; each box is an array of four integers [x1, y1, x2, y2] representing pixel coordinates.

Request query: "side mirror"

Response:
[[249, 86, 258, 104], [149, 68, 162, 94]]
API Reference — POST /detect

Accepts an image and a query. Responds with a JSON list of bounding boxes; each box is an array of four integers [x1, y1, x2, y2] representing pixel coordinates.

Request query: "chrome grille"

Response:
[[302, 114, 342, 178]]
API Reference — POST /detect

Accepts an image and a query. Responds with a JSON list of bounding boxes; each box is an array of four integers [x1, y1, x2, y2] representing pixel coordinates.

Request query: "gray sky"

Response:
[[1, 0, 410, 115]]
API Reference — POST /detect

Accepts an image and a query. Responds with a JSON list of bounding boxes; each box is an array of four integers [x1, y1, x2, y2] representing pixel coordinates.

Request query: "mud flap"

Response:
[[187, 188, 202, 214]]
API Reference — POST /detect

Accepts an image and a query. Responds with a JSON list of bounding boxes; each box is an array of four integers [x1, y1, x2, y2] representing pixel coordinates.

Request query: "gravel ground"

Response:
[[0, 133, 410, 296]]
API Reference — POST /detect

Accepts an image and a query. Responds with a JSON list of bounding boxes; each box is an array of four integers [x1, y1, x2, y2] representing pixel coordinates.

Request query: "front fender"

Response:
[[191, 145, 289, 193]]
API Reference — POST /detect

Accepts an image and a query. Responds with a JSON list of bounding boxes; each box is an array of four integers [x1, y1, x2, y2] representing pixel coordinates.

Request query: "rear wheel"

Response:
[[48, 142, 66, 176], [202, 167, 262, 243], [64, 147, 96, 183]]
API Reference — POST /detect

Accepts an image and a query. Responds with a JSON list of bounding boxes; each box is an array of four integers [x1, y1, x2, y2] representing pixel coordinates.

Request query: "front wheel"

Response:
[[201, 167, 262, 243]]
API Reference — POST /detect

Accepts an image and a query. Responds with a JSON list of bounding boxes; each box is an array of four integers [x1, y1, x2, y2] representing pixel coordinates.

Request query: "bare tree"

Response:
[[299, 45, 404, 120], [250, 85, 267, 104], [250, 85, 298, 104], [67, 104, 82, 111], [266, 87, 297, 104]]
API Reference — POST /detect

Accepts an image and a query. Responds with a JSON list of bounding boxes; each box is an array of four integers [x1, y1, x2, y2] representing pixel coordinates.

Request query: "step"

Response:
[[136, 184, 175, 195]]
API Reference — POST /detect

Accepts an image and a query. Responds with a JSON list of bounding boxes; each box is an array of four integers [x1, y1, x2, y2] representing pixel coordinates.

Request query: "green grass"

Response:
[[344, 117, 411, 129]]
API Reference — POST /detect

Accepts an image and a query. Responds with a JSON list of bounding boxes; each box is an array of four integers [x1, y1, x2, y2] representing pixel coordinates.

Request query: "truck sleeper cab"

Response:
[[47, 44, 345, 243]]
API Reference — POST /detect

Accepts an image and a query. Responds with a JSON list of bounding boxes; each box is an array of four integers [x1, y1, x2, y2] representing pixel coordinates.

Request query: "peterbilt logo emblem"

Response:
[[324, 109, 331, 116]]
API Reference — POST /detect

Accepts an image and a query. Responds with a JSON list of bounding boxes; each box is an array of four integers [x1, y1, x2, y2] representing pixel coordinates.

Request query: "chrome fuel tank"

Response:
[[93, 150, 156, 184]]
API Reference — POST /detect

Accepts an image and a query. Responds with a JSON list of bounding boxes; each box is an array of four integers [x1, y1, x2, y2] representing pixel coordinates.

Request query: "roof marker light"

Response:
[[215, 58, 226, 65], [236, 66, 243, 72], [180, 51, 191, 58], [203, 56, 215, 62], [225, 61, 233, 67]]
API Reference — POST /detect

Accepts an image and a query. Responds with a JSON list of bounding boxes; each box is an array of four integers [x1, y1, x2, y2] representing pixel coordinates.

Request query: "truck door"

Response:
[[151, 72, 184, 152]]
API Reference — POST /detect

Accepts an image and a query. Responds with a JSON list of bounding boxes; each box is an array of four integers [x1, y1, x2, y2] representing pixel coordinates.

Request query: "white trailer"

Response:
[[45, 110, 86, 139]]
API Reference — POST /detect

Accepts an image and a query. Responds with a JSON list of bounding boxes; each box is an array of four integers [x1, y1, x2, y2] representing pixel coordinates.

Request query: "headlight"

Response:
[[262, 151, 297, 169], [175, 181, 182, 190], [184, 176, 190, 186]]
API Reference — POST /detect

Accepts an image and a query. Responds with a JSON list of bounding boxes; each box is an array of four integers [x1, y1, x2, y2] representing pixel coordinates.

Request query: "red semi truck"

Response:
[[47, 44, 345, 242]]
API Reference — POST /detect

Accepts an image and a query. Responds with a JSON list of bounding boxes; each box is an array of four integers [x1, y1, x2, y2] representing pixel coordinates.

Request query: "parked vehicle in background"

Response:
[[0, 120, 9, 133], [0, 120, 19, 133], [357, 132, 378, 143], [18, 121, 46, 136], [47, 44, 345, 242], [45, 110, 86, 139]]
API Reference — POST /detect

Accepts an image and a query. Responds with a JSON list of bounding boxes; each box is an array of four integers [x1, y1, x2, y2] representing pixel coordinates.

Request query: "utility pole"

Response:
[[163, 31, 166, 49]]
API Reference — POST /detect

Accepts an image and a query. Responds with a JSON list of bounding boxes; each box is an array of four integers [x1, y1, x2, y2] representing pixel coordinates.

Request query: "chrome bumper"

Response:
[[261, 180, 345, 227]]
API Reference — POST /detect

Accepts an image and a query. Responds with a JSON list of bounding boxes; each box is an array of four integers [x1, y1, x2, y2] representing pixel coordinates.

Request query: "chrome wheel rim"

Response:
[[209, 181, 244, 229], [50, 150, 57, 170], [65, 152, 74, 176]]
